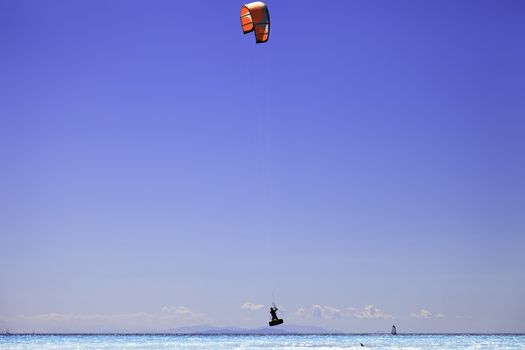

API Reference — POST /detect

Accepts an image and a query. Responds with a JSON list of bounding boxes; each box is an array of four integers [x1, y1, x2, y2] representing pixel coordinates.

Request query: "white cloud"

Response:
[[311, 306, 323, 319], [299, 305, 342, 319], [241, 302, 265, 311], [455, 314, 472, 319], [294, 308, 307, 318], [352, 305, 393, 319], [410, 309, 432, 319], [409, 309, 445, 319], [161, 306, 204, 319], [0, 307, 207, 333], [296, 304, 393, 320], [176, 306, 194, 316], [161, 306, 173, 313]]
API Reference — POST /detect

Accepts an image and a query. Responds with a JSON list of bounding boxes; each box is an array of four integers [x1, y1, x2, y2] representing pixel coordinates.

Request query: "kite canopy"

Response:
[[240, 2, 270, 43]]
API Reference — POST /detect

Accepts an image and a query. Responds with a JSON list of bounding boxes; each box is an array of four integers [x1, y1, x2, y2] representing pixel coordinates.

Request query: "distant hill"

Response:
[[164, 324, 340, 334]]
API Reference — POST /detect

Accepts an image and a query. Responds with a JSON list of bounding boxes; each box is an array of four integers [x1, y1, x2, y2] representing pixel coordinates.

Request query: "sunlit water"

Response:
[[1, 334, 524, 349]]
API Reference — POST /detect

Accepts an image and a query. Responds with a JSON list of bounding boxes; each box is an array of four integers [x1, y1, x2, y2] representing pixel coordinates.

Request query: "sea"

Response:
[[1, 334, 524, 349]]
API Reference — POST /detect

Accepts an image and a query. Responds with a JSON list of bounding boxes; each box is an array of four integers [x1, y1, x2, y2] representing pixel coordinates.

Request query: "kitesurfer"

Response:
[[269, 304, 283, 326], [270, 306, 279, 321]]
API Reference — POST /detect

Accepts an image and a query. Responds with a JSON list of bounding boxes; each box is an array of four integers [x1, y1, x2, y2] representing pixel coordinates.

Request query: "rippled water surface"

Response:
[[1, 334, 524, 349]]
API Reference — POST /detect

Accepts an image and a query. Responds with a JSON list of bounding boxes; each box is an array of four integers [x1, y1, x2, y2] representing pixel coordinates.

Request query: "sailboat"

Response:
[[391, 325, 397, 335]]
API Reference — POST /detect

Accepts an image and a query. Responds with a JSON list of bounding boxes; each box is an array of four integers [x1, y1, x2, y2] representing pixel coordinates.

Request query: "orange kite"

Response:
[[240, 2, 270, 43]]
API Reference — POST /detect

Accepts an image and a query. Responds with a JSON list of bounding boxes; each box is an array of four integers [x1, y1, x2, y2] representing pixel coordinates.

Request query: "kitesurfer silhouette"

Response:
[[268, 303, 283, 326], [270, 306, 279, 321]]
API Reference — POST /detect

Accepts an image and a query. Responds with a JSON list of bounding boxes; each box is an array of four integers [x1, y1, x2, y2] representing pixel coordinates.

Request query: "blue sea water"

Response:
[[1, 334, 524, 349]]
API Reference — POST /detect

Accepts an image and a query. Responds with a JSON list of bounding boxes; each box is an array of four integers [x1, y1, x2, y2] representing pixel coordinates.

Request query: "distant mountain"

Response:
[[164, 324, 339, 334]]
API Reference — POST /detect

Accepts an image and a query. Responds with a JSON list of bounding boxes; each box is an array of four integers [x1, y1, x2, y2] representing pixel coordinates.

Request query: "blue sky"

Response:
[[1, 0, 524, 333]]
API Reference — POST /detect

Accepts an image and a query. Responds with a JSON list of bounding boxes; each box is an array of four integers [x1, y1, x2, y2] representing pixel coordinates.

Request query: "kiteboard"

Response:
[[269, 318, 284, 327]]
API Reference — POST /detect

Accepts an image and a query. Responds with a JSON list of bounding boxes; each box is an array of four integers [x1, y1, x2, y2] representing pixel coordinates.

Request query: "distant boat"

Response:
[[391, 325, 397, 335]]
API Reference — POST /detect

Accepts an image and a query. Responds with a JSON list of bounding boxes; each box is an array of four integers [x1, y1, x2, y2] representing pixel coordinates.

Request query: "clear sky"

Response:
[[1, 0, 524, 333]]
